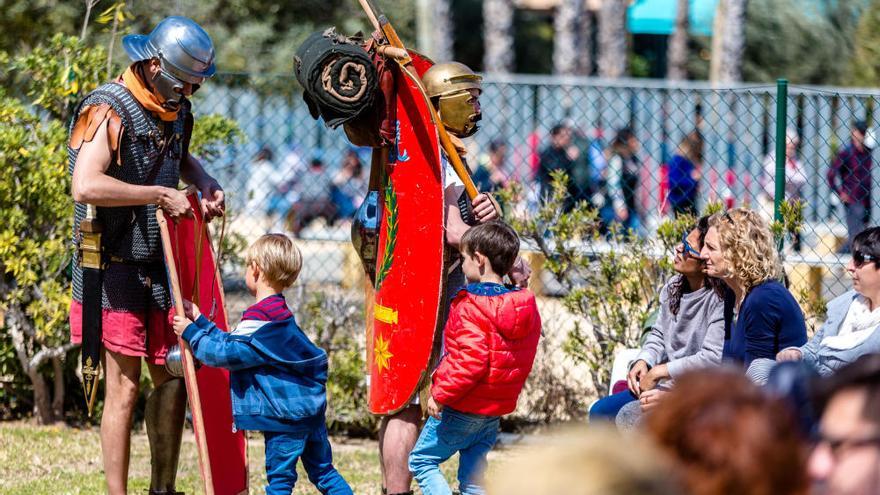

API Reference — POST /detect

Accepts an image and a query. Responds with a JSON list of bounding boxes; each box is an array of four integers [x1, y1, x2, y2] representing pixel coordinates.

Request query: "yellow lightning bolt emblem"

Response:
[[374, 333, 393, 374]]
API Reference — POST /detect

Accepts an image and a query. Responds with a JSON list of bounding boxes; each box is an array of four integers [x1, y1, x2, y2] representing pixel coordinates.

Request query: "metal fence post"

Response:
[[774, 78, 788, 224]]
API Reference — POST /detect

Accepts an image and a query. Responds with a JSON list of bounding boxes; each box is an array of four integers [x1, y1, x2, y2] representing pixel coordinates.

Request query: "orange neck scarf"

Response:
[[121, 65, 179, 122]]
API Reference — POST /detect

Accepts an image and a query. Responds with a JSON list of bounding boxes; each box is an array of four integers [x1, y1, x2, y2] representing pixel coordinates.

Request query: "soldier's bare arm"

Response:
[[71, 118, 191, 218], [444, 184, 470, 248]]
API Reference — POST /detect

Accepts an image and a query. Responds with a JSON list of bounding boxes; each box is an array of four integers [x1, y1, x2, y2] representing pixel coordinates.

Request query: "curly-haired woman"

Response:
[[589, 215, 729, 421], [700, 208, 807, 368]]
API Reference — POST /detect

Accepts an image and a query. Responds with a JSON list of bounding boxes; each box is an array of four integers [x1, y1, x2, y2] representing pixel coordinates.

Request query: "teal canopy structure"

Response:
[[627, 0, 720, 36]]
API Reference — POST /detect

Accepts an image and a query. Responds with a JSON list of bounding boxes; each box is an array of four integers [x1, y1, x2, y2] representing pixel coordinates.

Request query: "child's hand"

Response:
[[426, 395, 443, 419], [172, 315, 193, 336], [182, 299, 201, 320], [508, 255, 532, 288]]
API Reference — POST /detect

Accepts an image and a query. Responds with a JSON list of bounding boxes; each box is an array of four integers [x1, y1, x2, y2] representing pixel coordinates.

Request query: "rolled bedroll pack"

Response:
[[294, 28, 378, 128]]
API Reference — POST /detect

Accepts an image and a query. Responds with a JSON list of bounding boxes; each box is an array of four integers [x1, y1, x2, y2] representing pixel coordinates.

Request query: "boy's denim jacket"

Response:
[[181, 315, 328, 432]]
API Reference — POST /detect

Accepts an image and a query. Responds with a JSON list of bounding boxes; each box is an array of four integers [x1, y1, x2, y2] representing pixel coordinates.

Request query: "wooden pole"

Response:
[[156, 210, 215, 495], [357, 0, 480, 200]]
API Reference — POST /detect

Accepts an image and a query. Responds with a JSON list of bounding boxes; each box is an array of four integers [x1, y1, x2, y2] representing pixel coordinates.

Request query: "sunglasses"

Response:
[[682, 232, 702, 258], [853, 250, 879, 268]]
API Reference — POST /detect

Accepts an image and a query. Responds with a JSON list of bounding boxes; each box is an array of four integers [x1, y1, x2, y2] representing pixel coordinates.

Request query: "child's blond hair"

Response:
[[245, 233, 302, 288]]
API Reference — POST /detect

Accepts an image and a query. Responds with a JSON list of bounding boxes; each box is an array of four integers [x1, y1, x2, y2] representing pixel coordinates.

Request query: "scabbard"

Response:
[[78, 209, 104, 417], [80, 267, 103, 416]]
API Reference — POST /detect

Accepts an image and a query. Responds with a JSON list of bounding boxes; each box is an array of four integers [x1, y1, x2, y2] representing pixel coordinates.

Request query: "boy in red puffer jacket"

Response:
[[408, 221, 542, 495]]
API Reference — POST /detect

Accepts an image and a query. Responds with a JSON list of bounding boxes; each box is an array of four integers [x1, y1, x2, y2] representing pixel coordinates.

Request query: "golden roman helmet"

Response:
[[422, 62, 483, 138]]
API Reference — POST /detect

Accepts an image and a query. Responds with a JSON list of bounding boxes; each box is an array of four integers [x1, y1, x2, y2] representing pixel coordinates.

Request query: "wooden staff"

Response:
[[358, 0, 480, 200], [156, 209, 215, 494]]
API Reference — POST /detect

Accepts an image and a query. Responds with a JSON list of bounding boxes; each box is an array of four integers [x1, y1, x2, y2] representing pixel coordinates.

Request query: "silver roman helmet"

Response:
[[123, 16, 216, 110]]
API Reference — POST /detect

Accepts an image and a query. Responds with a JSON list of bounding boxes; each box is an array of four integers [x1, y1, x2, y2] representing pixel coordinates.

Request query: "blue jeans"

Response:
[[263, 425, 353, 495], [589, 390, 637, 421], [408, 408, 500, 495]]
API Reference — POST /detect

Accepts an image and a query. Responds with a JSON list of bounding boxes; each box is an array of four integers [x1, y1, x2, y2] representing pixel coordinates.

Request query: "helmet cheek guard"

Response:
[[437, 92, 482, 138], [422, 62, 483, 138], [152, 64, 187, 110], [123, 16, 215, 109]]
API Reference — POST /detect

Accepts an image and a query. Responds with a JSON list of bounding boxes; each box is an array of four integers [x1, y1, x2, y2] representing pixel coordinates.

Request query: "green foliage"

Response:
[[771, 198, 806, 245], [294, 290, 376, 436], [8, 34, 107, 121], [850, 0, 880, 86], [190, 113, 246, 163], [0, 93, 72, 338], [741, 0, 864, 85], [0, 1, 417, 80], [499, 170, 688, 393]]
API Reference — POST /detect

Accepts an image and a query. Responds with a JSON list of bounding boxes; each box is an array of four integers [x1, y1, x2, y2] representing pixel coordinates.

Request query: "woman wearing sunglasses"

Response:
[[700, 208, 807, 373], [589, 215, 729, 421], [776, 227, 880, 375]]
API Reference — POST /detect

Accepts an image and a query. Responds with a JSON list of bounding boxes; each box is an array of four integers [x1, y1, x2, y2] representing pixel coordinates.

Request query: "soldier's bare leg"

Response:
[[101, 350, 142, 495], [145, 362, 186, 494], [379, 405, 422, 494]]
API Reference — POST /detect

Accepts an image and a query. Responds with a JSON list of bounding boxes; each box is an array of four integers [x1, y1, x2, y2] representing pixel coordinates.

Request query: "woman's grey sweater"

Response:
[[635, 277, 726, 378]]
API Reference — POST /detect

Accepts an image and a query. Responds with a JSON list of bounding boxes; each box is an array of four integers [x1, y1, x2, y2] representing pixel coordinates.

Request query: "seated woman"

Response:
[[589, 216, 728, 421], [700, 208, 807, 372], [777, 226, 880, 375]]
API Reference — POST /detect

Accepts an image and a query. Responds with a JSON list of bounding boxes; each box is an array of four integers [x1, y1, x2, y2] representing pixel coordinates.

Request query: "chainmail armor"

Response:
[[69, 82, 190, 312]]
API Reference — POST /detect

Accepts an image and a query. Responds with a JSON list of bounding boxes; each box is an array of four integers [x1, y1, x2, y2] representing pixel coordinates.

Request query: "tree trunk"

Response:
[[575, 9, 593, 75], [667, 0, 689, 80], [710, 0, 748, 83], [483, 0, 515, 74], [432, 0, 454, 62], [52, 356, 65, 421], [29, 368, 54, 424], [7, 301, 74, 424], [553, 0, 581, 75], [598, 0, 629, 78]]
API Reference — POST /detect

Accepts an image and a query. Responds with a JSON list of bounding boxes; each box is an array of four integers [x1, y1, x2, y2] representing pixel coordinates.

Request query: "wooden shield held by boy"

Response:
[[157, 194, 248, 495], [368, 61, 446, 415]]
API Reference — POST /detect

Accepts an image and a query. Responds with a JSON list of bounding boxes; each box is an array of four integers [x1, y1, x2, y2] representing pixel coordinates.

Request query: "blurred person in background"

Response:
[[331, 149, 367, 222], [245, 146, 278, 223], [828, 120, 872, 254], [487, 426, 682, 495], [645, 368, 810, 495], [809, 353, 880, 495], [667, 131, 703, 217], [269, 143, 307, 231], [473, 139, 510, 193], [537, 123, 577, 207], [286, 156, 335, 236], [762, 128, 805, 251], [598, 127, 643, 235]]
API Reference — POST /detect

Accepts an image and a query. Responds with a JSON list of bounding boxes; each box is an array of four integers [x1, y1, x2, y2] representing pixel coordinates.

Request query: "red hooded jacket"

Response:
[[431, 283, 542, 416]]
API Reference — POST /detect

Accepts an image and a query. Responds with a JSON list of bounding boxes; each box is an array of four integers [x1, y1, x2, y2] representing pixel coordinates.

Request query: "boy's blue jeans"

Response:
[[263, 424, 353, 495], [408, 407, 500, 495]]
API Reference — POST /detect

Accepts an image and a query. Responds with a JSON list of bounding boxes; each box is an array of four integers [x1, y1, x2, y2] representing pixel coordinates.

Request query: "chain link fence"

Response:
[[196, 73, 880, 331]]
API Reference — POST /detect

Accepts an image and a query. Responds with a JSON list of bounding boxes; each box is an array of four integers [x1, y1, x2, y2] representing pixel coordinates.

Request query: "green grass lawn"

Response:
[[0, 420, 519, 494]]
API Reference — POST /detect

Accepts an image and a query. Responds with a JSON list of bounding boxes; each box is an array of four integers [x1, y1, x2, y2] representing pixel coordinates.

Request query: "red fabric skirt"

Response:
[[69, 300, 177, 365]]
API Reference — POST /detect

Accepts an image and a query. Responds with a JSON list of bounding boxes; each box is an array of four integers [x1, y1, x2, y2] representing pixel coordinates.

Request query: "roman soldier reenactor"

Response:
[[69, 16, 224, 495]]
